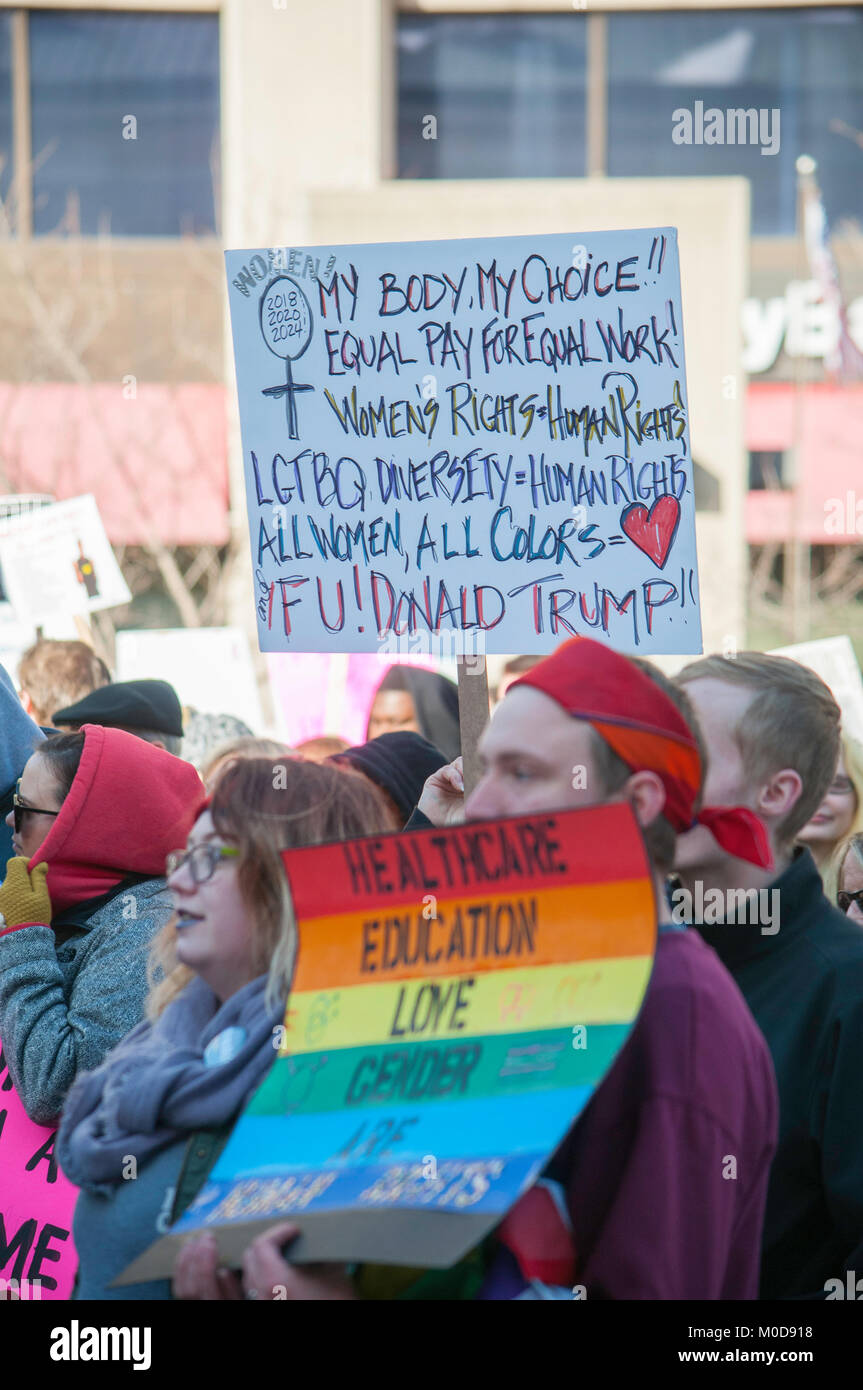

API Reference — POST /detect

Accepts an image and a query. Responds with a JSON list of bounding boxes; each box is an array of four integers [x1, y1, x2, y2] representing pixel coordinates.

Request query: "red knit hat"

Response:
[[510, 637, 772, 870]]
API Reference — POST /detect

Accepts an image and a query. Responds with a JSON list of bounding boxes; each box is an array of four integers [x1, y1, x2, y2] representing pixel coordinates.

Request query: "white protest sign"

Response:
[[116, 627, 264, 731], [770, 636, 863, 746], [0, 495, 130, 626], [226, 229, 701, 655]]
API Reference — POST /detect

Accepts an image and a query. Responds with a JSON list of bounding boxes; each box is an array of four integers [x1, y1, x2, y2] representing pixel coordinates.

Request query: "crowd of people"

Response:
[[1, 633, 862, 1300]]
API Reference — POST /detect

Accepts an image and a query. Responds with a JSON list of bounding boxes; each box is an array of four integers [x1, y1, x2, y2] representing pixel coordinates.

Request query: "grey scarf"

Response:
[[57, 974, 283, 1189]]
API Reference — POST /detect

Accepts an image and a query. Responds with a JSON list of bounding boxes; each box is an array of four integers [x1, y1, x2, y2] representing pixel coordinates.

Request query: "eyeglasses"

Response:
[[837, 888, 863, 915], [828, 777, 855, 797], [12, 779, 61, 835], [165, 843, 239, 885]]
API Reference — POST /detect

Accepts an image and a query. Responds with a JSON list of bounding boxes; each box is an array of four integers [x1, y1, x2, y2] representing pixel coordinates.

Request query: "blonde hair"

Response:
[[820, 737, 863, 899], [834, 831, 863, 899], [19, 638, 110, 727], [146, 755, 392, 1018]]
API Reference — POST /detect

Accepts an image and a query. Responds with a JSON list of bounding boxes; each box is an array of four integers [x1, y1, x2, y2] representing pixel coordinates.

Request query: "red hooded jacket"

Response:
[[29, 723, 206, 916]]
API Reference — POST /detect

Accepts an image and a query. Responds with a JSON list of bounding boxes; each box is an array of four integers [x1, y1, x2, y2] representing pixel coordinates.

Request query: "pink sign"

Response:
[[267, 652, 444, 746], [0, 1037, 78, 1300]]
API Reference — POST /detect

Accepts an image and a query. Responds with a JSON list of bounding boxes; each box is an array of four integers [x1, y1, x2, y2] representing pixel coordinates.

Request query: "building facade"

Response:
[[0, 0, 859, 654]]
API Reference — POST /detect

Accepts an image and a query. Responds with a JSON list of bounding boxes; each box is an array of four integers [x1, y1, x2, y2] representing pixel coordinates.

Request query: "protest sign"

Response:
[[770, 636, 863, 746], [226, 229, 701, 657], [0, 1039, 78, 1299], [115, 801, 655, 1283], [0, 495, 130, 628], [116, 627, 264, 731]]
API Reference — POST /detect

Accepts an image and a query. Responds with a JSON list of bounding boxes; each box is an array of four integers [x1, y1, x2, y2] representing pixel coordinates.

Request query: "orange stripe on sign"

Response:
[[291, 878, 657, 992]]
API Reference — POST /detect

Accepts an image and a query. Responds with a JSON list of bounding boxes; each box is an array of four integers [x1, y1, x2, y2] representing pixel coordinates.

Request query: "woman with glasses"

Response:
[[797, 735, 863, 897], [57, 755, 391, 1300], [0, 725, 203, 1125], [833, 833, 863, 926]]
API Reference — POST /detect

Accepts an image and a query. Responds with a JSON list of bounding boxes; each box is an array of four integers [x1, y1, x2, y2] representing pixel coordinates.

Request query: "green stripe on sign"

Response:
[[247, 1023, 630, 1118]]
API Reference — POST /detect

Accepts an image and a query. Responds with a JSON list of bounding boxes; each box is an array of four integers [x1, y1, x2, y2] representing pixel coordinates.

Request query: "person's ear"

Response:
[[755, 768, 802, 826], [620, 769, 666, 829]]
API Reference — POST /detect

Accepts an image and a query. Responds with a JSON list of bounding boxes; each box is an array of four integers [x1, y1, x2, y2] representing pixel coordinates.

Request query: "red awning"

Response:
[[0, 382, 229, 545], [746, 382, 863, 543]]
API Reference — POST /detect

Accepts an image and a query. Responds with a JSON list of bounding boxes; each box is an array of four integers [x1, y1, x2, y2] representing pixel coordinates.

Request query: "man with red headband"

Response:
[[173, 637, 778, 1302], [414, 636, 778, 1300]]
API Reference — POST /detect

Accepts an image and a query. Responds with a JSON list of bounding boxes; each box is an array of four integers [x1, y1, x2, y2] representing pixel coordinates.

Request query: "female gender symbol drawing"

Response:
[[259, 274, 314, 440]]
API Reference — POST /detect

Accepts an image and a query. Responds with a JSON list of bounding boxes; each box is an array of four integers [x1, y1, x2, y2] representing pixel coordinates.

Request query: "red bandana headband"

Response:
[[511, 638, 773, 871]]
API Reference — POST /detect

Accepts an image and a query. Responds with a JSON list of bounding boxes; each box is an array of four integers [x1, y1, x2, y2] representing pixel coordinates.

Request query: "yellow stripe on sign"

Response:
[[281, 955, 654, 1053]]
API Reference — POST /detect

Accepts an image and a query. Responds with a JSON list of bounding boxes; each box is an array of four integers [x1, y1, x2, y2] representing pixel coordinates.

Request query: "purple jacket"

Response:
[[563, 929, 778, 1298], [482, 929, 778, 1299]]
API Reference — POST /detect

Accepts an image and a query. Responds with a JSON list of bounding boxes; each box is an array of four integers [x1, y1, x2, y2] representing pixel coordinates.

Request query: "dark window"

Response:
[[749, 450, 787, 489], [397, 14, 587, 179], [607, 7, 863, 236], [30, 10, 220, 236]]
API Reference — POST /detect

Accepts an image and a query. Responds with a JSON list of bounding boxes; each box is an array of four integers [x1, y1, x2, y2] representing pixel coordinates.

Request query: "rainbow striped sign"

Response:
[[117, 802, 655, 1280]]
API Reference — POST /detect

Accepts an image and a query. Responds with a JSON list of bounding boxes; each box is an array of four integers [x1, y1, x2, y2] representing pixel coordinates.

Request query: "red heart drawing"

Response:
[[620, 495, 681, 569]]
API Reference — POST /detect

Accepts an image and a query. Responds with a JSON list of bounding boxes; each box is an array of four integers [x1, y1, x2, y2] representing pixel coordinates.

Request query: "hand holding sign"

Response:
[[417, 757, 465, 826], [259, 275, 314, 440], [114, 801, 656, 1284]]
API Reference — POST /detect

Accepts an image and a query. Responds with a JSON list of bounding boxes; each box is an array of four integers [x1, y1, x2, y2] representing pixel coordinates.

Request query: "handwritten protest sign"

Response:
[[0, 1039, 78, 1299], [0, 495, 130, 628], [115, 801, 655, 1282], [225, 229, 701, 657]]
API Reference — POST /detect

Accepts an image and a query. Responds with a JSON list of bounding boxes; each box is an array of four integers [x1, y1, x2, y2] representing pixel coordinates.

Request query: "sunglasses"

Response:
[[837, 888, 863, 915], [12, 779, 61, 835]]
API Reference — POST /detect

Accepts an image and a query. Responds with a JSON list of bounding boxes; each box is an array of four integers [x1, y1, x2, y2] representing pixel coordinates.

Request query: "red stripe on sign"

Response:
[[282, 802, 650, 920]]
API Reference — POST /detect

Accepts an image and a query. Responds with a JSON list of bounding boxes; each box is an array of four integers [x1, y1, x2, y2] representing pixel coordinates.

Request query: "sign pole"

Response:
[[73, 612, 115, 675], [457, 654, 490, 798]]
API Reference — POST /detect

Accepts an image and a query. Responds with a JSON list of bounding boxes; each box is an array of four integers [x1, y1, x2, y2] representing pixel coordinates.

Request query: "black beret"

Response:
[[53, 679, 184, 738]]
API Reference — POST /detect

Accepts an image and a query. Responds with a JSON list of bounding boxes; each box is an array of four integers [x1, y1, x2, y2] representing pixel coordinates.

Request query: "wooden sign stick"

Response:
[[73, 614, 93, 647], [73, 613, 113, 674], [457, 654, 490, 799]]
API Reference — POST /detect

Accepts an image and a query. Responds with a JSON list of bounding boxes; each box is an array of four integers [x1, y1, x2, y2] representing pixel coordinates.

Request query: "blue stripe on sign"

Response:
[[174, 1151, 546, 1229], [207, 1084, 592, 1177]]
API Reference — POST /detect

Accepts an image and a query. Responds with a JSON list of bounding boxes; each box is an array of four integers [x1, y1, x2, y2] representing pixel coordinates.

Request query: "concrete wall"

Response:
[[221, 0, 392, 249]]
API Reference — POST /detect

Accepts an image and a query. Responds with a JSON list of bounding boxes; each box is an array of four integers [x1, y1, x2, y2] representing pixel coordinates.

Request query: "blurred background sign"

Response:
[[0, 494, 130, 627], [116, 625, 264, 731], [770, 635, 863, 745]]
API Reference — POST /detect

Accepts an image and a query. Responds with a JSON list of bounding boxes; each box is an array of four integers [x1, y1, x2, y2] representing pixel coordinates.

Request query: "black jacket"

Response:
[[698, 848, 863, 1299]]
